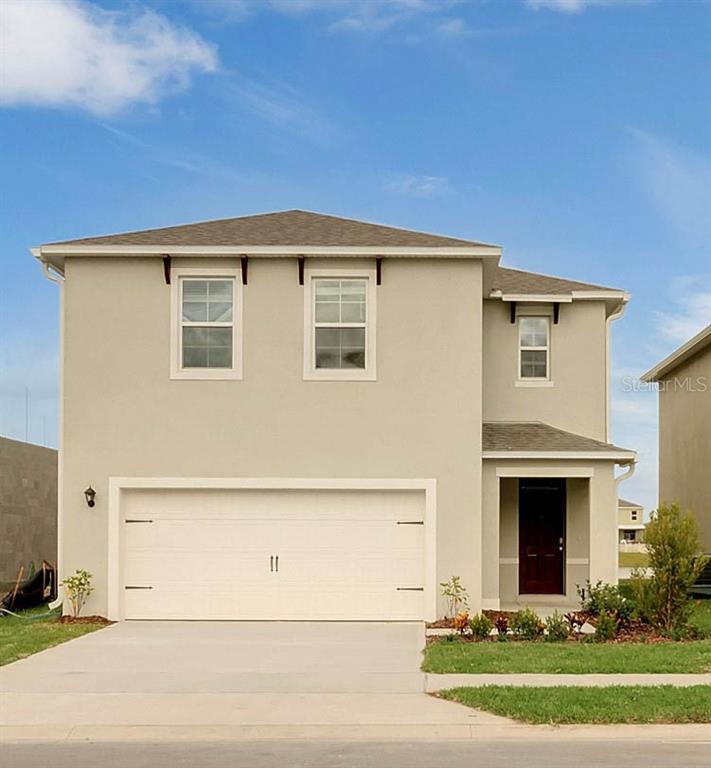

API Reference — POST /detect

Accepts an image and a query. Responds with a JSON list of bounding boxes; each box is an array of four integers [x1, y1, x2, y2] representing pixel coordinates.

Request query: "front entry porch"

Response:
[[481, 461, 621, 611]]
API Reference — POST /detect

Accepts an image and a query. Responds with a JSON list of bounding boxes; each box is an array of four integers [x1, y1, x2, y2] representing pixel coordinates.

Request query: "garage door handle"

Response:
[[275, 555, 279, 572], [396, 587, 424, 591], [270, 556, 274, 573]]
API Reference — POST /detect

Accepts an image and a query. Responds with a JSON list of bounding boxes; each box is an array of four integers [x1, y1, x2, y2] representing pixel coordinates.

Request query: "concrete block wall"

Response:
[[0, 436, 57, 589]]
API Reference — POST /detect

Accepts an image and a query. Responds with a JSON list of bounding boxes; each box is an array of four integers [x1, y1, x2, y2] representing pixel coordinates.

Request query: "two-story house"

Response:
[[34, 210, 635, 620]]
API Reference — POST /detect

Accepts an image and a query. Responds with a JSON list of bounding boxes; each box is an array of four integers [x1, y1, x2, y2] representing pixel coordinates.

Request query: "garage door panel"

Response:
[[121, 487, 426, 620]]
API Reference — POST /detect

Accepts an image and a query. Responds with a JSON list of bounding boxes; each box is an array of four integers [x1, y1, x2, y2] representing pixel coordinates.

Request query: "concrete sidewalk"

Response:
[[426, 673, 711, 691]]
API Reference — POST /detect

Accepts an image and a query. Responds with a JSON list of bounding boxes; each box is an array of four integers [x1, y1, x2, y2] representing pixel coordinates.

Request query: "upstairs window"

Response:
[[519, 316, 549, 380], [314, 279, 367, 369], [630, 510, 639, 522], [171, 268, 242, 380], [181, 279, 234, 369], [304, 269, 376, 381]]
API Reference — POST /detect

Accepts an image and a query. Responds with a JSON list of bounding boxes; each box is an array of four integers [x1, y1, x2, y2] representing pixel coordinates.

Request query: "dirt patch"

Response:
[[57, 615, 113, 625]]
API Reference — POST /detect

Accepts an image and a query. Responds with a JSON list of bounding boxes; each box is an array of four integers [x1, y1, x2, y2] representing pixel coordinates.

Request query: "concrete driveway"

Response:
[[0, 621, 506, 741]]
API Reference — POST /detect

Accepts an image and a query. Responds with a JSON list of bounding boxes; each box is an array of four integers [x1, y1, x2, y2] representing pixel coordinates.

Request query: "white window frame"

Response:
[[303, 268, 376, 381], [630, 510, 639, 522], [517, 314, 551, 383], [170, 266, 243, 380]]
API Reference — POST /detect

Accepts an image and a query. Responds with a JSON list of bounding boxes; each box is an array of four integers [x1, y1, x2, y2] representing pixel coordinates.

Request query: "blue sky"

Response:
[[1, 0, 710, 513]]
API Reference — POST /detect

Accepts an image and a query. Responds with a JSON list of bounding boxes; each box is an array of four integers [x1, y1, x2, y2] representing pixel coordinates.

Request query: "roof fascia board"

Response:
[[39, 244, 502, 258], [489, 291, 628, 303], [483, 450, 636, 461], [641, 324, 711, 382]]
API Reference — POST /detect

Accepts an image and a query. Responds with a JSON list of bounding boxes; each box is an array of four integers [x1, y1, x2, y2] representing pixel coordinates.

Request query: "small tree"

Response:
[[632, 503, 707, 632], [440, 576, 469, 618], [62, 569, 94, 618]]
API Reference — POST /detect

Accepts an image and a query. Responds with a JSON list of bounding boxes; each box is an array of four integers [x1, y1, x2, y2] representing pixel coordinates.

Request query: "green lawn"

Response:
[[691, 600, 711, 637], [438, 685, 711, 724], [0, 605, 107, 667], [423, 639, 711, 674], [619, 551, 650, 568]]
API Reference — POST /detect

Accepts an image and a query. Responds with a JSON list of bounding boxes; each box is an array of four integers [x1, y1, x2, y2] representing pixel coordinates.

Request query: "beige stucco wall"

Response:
[[657, 346, 711, 551], [482, 299, 608, 440], [60, 256, 484, 616], [0, 437, 57, 588], [481, 460, 617, 608]]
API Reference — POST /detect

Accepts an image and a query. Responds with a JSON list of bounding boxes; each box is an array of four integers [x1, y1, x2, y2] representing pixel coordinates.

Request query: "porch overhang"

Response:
[[482, 421, 636, 464]]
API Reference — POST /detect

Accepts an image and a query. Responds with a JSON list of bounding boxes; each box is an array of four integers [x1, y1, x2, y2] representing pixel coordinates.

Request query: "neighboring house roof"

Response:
[[44, 210, 495, 249], [641, 324, 711, 382], [482, 421, 634, 459], [491, 267, 620, 295], [618, 498, 643, 509]]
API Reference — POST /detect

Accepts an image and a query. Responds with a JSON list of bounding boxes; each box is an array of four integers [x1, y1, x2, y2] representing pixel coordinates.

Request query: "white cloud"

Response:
[[628, 128, 711, 249], [524, 0, 608, 11], [385, 174, 449, 197], [224, 75, 344, 146], [437, 18, 470, 37], [0, 0, 218, 116], [654, 275, 711, 346], [197, 0, 447, 35]]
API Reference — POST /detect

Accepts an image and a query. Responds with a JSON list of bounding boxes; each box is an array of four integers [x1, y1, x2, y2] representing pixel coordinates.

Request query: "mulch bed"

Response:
[[57, 615, 113, 625], [427, 611, 686, 644]]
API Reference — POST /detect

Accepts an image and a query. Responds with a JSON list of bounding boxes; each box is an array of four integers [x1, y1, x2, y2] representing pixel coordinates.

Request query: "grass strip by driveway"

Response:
[[437, 685, 711, 724], [0, 606, 107, 667], [423, 639, 711, 674]]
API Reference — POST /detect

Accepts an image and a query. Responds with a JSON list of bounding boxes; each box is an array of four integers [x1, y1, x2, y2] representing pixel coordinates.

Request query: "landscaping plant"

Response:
[[440, 576, 469, 618], [469, 612, 493, 641], [61, 569, 94, 618], [453, 611, 470, 634], [594, 610, 617, 642], [544, 610, 570, 642], [631, 502, 708, 633], [510, 608, 544, 640], [577, 580, 633, 623], [494, 614, 509, 641]]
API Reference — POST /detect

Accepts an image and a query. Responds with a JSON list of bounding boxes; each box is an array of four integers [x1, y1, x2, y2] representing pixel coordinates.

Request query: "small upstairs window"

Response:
[[630, 510, 639, 522], [519, 316, 550, 380]]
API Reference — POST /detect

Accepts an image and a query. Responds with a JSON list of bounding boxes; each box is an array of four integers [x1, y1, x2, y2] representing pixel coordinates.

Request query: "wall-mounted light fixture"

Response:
[[84, 486, 96, 508]]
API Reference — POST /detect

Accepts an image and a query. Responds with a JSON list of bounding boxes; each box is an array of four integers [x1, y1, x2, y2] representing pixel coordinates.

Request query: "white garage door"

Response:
[[121, 487, 426, 620]]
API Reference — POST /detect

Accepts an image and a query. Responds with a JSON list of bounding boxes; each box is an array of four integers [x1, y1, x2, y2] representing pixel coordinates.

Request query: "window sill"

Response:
[[515, 379, 554, 388], [303, 369, 376, 382], [171, 369, 243, 381]]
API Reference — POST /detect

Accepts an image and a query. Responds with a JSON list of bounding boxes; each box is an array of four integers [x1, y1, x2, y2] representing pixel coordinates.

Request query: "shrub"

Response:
[[494, 614, 509, 641], [631, 502, 708, 632], [453, 611, 470, 634], [469, 613, 493, 641], [510, 608, 544, 640], [577, 580, 633, 622], [544, 610, 570, 642], [594, 610, 617, 642], [61, 569, 93, 618], [440, 576, 469, 618]]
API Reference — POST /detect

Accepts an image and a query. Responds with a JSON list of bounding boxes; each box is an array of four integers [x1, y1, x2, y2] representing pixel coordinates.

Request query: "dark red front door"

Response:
[[518, 479, 566, 594]]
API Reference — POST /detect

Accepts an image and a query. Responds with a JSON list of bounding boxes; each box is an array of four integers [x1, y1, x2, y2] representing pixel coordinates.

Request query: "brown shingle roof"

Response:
[[618, 498, 643, 508], [47, 210, 492, 249], [482, 421, 633, 454], [492, 267, 621, 295]]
